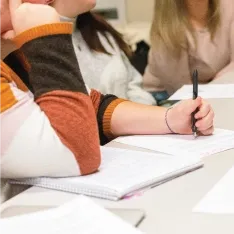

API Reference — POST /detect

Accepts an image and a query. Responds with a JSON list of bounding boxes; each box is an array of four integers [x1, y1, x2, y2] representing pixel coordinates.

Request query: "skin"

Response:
[[50, 0, 214, 136], [50, 0, 96, 18], [1, 0, 59, 57], [1, 0, 215, 136], [185, 0, 209, 29]]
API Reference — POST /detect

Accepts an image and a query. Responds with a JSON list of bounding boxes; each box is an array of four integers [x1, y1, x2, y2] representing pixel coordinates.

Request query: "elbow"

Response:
[[36, 92, 102, 175], [79, 142, 101, 175], [57, 130, 101, 176]]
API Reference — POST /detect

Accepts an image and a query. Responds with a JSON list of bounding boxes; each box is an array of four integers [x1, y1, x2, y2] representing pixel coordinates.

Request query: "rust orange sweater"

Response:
[[1, 23, 125, 179]]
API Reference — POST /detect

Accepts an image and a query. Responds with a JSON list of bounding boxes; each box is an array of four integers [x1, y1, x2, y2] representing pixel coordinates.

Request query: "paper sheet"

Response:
[[169, 84, 234, 100], [10, 147, 202, 200], [114, 128, 234, 158], [193, 166, 234, 214], [0, 196, 143, 234]]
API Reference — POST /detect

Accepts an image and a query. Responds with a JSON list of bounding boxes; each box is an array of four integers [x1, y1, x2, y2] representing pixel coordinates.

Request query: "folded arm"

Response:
[[1, 23, 101, 178]]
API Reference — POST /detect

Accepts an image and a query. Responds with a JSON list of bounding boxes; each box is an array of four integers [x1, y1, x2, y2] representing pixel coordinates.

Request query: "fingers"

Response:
[[195, 101, 212, 119], [180, 97, 202, 115], [194, 99, 215, 131], [199, 126, 214, 136], [195, 103, 214, 130], [9, 0, 22, 13], [196, 110, 214, 129]]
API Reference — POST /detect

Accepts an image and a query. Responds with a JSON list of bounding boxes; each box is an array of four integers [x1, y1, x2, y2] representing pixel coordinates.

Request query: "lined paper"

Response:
[[114, 129, 234, 158]]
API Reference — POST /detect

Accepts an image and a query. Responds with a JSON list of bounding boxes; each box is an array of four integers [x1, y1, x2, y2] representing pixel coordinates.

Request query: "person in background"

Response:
[[51, 1, 156, 105], [143, 0, 234, 105], [1, 0, 214, 201]]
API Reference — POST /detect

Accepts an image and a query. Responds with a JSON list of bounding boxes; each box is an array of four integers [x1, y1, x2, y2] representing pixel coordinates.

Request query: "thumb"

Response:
[[182, 97, 202, 115], [9, 0, 22, 14]]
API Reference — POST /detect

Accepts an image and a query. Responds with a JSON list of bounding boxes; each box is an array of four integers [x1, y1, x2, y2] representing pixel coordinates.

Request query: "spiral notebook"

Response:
[[10, 147, 203, 201], [1, 196, 143, 234]]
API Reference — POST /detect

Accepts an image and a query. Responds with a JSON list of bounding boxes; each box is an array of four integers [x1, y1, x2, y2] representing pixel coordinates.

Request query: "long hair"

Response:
[[150, 0, 221, 57], [76, 12, 132, 58]]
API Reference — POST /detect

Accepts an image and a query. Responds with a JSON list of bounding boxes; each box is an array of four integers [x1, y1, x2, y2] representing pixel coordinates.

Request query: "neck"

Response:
[[185, 0, 209, 28]]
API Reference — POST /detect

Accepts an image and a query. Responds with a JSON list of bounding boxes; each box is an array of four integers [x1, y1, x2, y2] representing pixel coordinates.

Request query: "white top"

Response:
[[60, 16, 156, 105]]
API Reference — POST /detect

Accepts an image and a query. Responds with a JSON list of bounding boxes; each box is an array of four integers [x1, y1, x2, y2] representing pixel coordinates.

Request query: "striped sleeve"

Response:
[[1, 23, 102, 178], [1, 64, 82, 178], [90, 89, 127, 145]]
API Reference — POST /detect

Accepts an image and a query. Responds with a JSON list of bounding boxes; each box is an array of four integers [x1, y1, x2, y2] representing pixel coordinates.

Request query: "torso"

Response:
[[72, 31, 130, 99], [144, 0, 234, 94]]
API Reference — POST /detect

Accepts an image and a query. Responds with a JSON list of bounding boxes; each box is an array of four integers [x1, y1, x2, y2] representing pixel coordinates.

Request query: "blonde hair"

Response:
[[151, 0, 221, 57]]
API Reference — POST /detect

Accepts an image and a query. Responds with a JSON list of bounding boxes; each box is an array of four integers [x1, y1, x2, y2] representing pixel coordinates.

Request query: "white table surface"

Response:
[[1, 78, 234, 234]]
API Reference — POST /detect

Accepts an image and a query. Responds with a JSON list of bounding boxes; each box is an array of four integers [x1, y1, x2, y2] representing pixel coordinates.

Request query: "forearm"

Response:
[[214, 21, 234, 81], [214, 61, 234, 81], [111, 101, 170, 136]]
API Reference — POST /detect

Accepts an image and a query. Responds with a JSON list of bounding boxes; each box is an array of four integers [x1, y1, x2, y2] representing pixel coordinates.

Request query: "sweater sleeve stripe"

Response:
[[1, 100, 81, 179], [89, 90, 127, 145], [36, 90, 101, 175], [0, 80, 17, 113], [102, 98, 127, 140], [20, 34, 88, 99], [1, 62, 29, 92], [3, 23, 101, 176], [90, 89, 101, 114], [13, 23, 73, 48], [1, 64, 81, 178]]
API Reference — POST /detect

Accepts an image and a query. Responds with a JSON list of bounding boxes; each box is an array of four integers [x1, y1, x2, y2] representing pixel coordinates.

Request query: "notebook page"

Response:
[[169, 84, 234, 100], [114, 128, 234, 158], [193, 165, 234, 214], [0, 196, 143, 234], [11, 147, 202, 200]]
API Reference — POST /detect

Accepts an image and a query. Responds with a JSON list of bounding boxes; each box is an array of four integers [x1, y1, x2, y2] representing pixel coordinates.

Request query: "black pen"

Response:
[[192, 69, 198, 138]]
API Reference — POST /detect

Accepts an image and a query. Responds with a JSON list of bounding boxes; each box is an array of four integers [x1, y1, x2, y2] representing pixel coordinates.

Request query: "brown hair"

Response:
[[150, 0, 221, 58], [76, 12, 132, 58]]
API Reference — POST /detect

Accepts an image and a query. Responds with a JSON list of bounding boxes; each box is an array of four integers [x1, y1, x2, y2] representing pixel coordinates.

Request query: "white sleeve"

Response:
[[1, 87, 80, 179]]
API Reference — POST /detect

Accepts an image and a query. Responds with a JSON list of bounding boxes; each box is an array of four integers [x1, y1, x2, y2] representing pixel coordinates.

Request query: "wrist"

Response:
[[165, 107, 177, 134]]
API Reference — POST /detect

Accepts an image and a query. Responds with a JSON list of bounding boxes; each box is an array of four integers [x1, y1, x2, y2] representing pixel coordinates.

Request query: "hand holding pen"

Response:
[[164, 69, 214, 136]]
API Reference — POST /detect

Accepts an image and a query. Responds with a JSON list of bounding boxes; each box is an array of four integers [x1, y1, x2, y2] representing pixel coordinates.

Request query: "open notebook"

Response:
[[10, 147, 203, 201], [0, 196, 143, 234]]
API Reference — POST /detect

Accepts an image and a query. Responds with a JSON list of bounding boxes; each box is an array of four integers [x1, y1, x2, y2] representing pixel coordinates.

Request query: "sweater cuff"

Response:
[[103, 99, 128, 139], [13, 23, 73, 48]]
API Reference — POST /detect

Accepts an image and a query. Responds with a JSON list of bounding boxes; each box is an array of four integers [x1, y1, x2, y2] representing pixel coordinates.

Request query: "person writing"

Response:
[[143, 0, 234, 104], [1, 0, 214, 183]]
